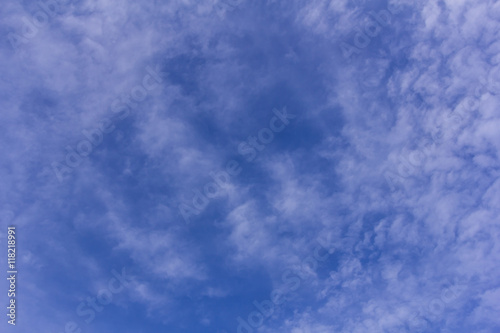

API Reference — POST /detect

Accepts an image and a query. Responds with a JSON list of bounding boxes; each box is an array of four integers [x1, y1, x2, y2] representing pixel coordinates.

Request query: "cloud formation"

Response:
[[0, 0, 498, 332]]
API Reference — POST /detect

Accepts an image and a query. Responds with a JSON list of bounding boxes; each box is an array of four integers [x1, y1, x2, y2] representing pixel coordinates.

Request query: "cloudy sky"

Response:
[[1, 0, 499, 332]]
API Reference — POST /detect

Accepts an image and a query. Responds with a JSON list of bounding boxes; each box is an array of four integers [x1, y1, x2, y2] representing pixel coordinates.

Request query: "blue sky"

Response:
[[1, 0, 500, 332]]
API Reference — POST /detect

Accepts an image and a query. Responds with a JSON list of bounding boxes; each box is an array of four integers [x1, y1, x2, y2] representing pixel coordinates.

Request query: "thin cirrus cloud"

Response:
[[0, 0, 499, 332]]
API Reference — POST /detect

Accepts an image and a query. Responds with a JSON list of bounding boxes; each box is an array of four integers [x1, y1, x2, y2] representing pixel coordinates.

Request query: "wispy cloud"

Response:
[[1, 0, 498, 332]]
